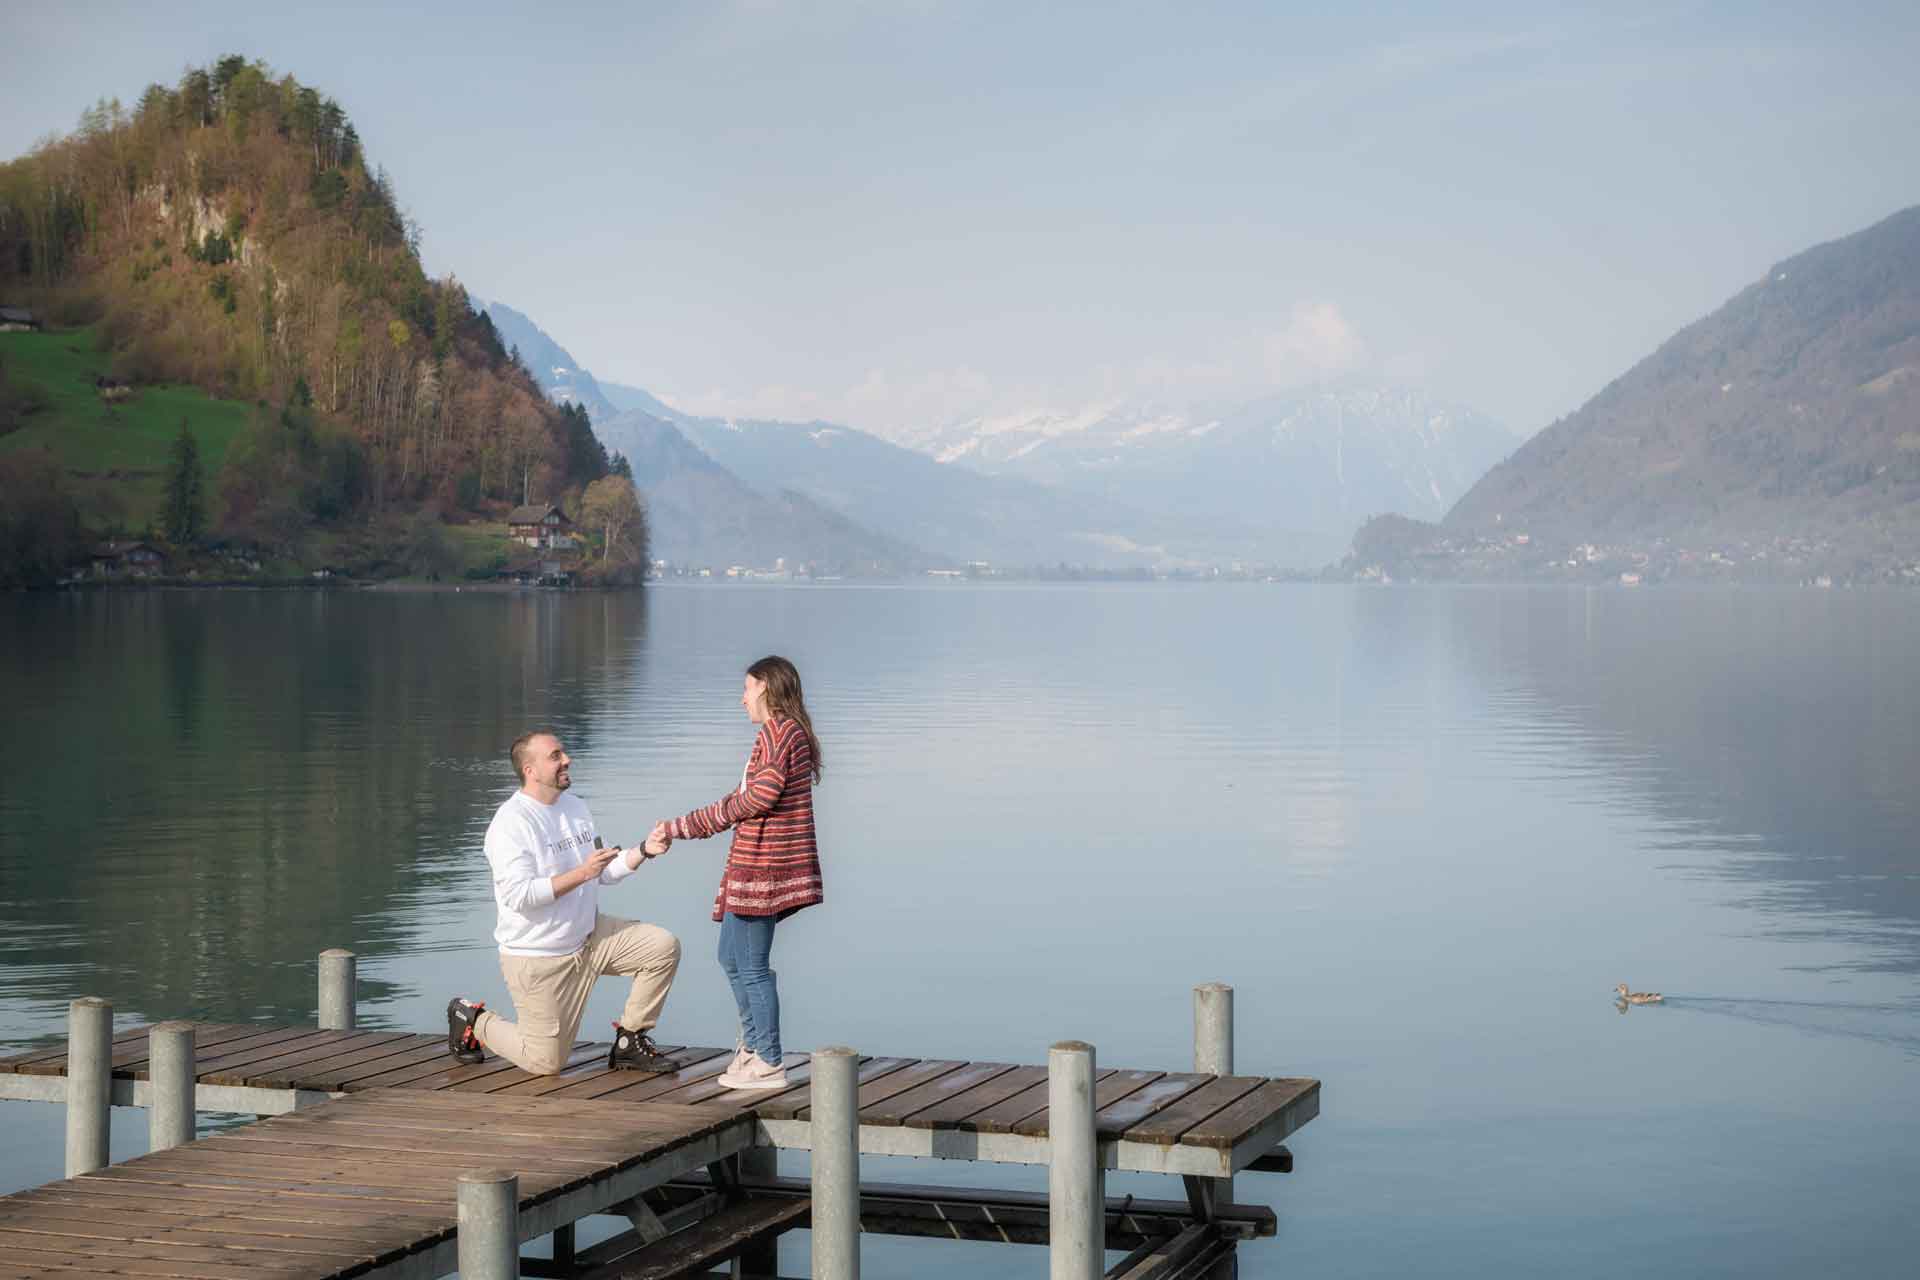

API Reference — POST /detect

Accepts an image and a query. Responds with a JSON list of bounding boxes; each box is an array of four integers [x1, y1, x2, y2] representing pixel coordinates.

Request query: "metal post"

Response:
[[811, 1045, 860, 1280], [65, 997, 113, 1177], [457, 1169, 520, 1280], [318, 949, 357, 1030], [1194, 983, 1235, 1205], [1048, 1040, 1102, 1280], [149, 1021, 196, 1151]]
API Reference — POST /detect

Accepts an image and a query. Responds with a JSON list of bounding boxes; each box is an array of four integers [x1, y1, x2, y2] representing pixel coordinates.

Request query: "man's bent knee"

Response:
[[525, 1040, 569, 1075]]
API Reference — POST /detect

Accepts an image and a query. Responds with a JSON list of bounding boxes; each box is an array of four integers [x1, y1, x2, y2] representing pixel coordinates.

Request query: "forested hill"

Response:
[[1447, 205, 1920, 550], [0, 56, 622, 582]]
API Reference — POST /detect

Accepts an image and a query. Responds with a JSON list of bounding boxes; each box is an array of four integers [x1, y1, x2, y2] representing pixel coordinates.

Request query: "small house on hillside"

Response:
[[507, 503, 575, 551], [90, 541, 166, 578], [0, 306, 42, 332]]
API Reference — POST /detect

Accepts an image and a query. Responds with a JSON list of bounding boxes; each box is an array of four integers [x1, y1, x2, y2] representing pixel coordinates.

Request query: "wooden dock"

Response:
[[0, 1022, 1317, 1180], [0, 977, 1319, 1279], [0, 1089, 755, 1279]]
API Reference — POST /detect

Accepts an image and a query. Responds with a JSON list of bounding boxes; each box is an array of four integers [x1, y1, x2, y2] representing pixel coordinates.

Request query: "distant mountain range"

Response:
[[487, 303, 1520, 571], [880, 389, 1517, 564], [1448, 205, 1920, 546]]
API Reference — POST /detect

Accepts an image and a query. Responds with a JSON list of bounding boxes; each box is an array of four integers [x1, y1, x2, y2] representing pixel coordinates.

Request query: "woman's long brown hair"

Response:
[[748, 655, 823, 781]]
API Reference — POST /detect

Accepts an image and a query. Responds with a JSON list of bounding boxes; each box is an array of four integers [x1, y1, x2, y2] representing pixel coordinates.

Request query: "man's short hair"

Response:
[[509, 730, 551, 780]]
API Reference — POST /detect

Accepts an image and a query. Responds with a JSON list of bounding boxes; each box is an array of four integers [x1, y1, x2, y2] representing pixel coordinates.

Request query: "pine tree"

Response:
[[164, 421, 205, 545]]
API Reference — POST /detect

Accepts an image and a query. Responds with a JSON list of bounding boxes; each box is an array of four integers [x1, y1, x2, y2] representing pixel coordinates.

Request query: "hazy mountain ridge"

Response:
[[675, 415, 1267, 568], [1448, 204, 1920, 545], [480, 301, 621, 423], [877, 386, 1517, 565], [589, 409, 927, 571]]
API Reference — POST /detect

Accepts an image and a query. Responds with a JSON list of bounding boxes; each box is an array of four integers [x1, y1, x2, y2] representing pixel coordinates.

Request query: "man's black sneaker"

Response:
[[608, 1023, 673, 1072], [447, 998, 486, 1064]]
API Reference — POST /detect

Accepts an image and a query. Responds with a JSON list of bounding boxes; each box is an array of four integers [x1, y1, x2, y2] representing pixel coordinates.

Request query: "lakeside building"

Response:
[[506, 503, 575, 551]]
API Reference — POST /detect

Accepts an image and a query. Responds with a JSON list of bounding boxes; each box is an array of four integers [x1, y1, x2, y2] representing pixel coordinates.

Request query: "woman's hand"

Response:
[[644, 822, 673, 857]]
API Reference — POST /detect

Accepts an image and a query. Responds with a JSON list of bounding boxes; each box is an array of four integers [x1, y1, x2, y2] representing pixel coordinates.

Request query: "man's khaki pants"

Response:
[[477, 914, 681, 1076]]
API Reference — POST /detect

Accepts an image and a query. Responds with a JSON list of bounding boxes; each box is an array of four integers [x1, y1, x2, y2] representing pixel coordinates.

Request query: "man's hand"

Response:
[[644, 821, 673, 857], [552, 845, 622, 897]]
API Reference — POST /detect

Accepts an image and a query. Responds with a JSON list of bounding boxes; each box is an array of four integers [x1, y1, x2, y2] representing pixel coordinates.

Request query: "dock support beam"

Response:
[[318, 948, 357, 1030], [65, 997, 112, 1177], [1049, 1039, 1103, 1280], [811, 1045, 861, 1280], [149, 1021, 196, 1151], [1194, 982, 1234, 1207], [735, 1147, 780, 1277], [458, 1168, 520, 1280]]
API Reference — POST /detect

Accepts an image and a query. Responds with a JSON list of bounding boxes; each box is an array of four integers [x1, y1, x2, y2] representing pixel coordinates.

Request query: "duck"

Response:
[[1615, 983, 1663, 1005]]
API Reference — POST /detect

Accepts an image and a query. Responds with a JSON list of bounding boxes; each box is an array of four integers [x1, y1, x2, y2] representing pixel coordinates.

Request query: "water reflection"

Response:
[[0, 589, 652, 1041], [1440, 588, 1920, 975]]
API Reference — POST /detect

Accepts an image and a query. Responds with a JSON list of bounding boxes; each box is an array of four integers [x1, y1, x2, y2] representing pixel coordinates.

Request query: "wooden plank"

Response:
[[753, 1056, 917, 1122], [338, 1046, 530, 1092], [323, 1037, 511, 1090], [188, 1029, 416, 1086], [198, 1135, 612, 1177], [969, 1068, 1131, 1136], [193, 1028, 393, 1086], [1120, 1076, 1268, 1145], [859, 1061, 1018, 1127], [602, 1196, 811, 1280], [902, 1063, 1047, 1130], [0, 1216, 374, 1263], [0, 1228, 330, 1276], [0, 1194, 422, 1246], [1007, 1067, 1171, 1139], [265, 1109, 670, 1149], [84, 1162, 458, 1205], [545, 1049, 730, 1101], [11, 1022, 274, 1076], [114, 1024, 306, 1077], [1178, 1078, 1319, 1150], [439, 1041, 693, 1096], [482, 1042, 623, 1095], [789, 1058, 965, 1122], [0, 1241, 288, 1280], [50, 1176, 451, 1222], [1082, 1073, 1214, 1140], [242, 1032, 442, 1089], [645, 1052, 814, 1109], [331, 1089, 753, 1152], [4, 1023, 154, 1073], [167, 1027, 343, 1080]]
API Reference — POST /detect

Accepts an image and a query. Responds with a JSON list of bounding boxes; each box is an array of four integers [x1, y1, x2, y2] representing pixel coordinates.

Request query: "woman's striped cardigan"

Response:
[[669, 715, 823, 921]]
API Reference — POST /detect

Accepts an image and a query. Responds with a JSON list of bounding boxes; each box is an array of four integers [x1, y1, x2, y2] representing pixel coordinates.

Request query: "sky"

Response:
[[6, 1, 1919, 439]]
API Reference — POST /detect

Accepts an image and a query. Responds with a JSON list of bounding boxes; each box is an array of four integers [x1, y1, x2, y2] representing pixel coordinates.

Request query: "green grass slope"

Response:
[[1, 327, 251, 530]]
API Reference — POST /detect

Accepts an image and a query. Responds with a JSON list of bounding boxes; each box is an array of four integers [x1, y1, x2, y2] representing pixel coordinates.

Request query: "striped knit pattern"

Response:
[[670, 715, 823, 921]]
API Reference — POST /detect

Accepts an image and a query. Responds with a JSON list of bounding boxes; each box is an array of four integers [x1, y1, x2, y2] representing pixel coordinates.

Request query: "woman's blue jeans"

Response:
[[717, 912, 780, 1064]]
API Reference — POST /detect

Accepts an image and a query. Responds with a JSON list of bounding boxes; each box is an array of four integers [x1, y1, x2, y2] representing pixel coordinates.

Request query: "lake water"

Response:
[[2, 584, 1917, 1277]]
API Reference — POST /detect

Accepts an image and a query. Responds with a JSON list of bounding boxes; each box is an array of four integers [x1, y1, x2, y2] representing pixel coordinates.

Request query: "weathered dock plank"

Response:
[[1, 1021, 1320, 1176], [0, 1089, 754, 1279]]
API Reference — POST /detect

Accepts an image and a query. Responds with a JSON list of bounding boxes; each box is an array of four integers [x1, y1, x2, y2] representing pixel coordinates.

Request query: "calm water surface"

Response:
[[2, 584, 1917, 1277]]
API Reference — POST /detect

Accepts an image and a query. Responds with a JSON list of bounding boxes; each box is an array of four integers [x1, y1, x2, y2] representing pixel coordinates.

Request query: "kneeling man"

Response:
[[448, 730, 680, 1073]]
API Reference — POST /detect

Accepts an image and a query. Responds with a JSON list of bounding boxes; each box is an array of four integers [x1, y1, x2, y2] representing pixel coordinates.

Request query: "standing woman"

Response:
[[656, 655, 823, 1090]]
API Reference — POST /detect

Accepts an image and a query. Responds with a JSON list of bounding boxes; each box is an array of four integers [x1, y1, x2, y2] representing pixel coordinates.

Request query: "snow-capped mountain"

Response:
[[886, 387, 1518, 559]]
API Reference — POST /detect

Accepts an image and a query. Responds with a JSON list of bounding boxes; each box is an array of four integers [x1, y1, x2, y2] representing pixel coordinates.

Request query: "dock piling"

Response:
[[1048, 1039, 1103, 1280], [1193, 982, 1235, 1205], [811, 1045, 861, 1279], [318, 948, 357, 1030], [148, 1021, 196, 1151], [64, 997, 112, 1177], [457, 1168, 520, 1280]]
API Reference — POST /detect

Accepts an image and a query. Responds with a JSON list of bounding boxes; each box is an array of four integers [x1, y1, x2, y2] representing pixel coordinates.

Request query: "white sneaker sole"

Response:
[[717, 1070, 789, 1090]]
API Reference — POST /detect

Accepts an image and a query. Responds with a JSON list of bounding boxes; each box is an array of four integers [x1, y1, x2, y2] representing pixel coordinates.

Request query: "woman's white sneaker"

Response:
[[718, 1053, 788, 1090]]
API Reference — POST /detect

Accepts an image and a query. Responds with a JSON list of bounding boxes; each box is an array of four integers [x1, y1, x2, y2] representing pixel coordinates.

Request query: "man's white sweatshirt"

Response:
[[484, 790, 639, 956]]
